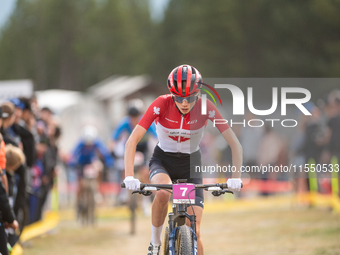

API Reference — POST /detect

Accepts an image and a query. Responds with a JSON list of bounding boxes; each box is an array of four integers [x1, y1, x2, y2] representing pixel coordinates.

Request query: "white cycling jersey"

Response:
[[138, 95, 229, 154]]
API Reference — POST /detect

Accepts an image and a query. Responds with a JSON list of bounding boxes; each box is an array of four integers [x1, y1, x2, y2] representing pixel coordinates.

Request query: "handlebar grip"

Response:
[[221, 183, 243, 189], [121, 183, 145, 190], [221, 183, 228, 189]]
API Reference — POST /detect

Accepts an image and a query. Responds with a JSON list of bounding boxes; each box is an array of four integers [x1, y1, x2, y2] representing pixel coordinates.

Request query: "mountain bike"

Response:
[[77, 162, 102, 225], [122, 179, 241, 254]]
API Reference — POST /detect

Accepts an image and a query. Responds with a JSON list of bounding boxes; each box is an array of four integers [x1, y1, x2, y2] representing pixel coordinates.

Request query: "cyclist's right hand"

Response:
[[123, 176, 141, 190]]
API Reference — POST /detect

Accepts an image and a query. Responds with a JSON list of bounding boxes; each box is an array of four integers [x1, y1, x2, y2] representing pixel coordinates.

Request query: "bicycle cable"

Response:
[[163, 189, 173, 195], [187, 188, 196, 217]]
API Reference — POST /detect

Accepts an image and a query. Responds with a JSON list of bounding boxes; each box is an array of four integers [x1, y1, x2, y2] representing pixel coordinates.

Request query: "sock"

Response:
[[151, 224, 163, 246]]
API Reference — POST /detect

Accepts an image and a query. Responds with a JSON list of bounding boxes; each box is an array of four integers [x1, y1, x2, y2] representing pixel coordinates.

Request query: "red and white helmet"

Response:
[[167, 64, 202, 97]]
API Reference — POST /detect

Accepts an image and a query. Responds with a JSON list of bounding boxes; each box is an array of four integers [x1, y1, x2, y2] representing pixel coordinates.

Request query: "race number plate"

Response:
[[173, 184, 195, 204]]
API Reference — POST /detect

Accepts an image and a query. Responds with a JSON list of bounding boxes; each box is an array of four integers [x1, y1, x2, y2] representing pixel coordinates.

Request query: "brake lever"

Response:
[[222, 189, 234, 194], [212, 191, 222, 197], [211, 189, 234, 196], [142, 191, 153, 196], [131, 190, 153, 196]]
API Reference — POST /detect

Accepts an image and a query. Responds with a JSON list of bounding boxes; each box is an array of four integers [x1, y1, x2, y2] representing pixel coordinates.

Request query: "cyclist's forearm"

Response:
[[231, 144, 242, 178], [222, 128, 243, 179], [124, 138, 137, 177], [124, 125, 148, 178]]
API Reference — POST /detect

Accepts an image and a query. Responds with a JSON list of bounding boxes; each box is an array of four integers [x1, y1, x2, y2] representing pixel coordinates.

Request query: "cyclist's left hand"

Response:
[[227, 178, 242, 191]]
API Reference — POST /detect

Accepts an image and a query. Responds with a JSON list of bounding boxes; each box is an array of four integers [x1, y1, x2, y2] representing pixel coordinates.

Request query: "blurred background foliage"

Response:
[[0, 0, 339, 91]]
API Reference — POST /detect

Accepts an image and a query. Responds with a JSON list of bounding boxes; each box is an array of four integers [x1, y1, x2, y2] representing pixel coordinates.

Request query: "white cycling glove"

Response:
[[123, 176, 141, 190], [227, 178, 242, 191]]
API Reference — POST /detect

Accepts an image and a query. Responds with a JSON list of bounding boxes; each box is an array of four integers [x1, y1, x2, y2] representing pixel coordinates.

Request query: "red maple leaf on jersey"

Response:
[[169, 136, 191, 142]]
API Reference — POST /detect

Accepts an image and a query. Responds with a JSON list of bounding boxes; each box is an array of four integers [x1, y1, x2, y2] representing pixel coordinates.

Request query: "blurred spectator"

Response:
[[5, 144, 26, 205], [326, 93, 340, 160], [301, 105, 327, 164], [0, 108, 9, 194], [0, 96, 64, 246], [4, 143, 26, 246], [5, 144, 26, 175], [36, 107, 54, 137], [29, 137, 48, 223], [36, 120, 61, 221], [12, 98, 37, 169], [0, 175, 18, 255], [7, 98, 25, 146], [0, 102, 17, 146], [1, 101, 28, 246]]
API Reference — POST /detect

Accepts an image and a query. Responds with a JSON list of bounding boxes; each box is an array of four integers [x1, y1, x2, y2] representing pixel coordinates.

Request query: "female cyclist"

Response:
[[123, 64, 243, 255]]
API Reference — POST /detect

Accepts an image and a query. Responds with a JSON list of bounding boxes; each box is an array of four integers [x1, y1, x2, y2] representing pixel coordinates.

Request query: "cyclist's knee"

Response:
[[154, 190, 171, 205]]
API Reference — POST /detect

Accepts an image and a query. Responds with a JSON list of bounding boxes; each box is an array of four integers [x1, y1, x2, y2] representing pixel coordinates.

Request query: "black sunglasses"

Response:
[[173, 95, 198, 103]]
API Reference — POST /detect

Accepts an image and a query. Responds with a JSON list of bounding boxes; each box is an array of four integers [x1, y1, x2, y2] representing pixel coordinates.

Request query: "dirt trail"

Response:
[[23, 207, 340, 255]]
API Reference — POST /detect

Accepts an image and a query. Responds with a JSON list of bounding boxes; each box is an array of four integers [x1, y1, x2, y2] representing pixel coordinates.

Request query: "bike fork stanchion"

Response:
[[188, 214, 197, 255], [190, 228, 198, 255], [169, 228, 177, 254], [167, 212, 175, 255], [189, 214, 196, 235]]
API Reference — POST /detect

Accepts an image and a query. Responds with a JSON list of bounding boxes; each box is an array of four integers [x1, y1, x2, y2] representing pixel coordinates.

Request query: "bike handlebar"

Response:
[[121, 182, 243, 190]]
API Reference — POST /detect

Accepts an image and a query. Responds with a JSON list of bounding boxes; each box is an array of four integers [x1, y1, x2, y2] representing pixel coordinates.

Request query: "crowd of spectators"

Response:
[[0, 96, 61, 251]]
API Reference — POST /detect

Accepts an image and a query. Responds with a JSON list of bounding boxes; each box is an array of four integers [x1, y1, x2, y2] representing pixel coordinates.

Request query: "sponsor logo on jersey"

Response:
[[165, 117, 178, 123], [169, 136, 190, 142], [187, 119, 197, 124]]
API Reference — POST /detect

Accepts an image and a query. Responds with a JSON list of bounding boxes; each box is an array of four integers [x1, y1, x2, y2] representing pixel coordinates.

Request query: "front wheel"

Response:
[[175, 225, 193, 255]]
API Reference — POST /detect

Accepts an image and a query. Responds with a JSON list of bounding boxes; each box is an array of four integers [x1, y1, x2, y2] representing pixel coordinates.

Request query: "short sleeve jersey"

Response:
[[138, 94, 229, 154]]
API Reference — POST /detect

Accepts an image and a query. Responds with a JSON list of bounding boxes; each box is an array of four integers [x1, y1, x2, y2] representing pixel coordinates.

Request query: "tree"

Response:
[[0, 0, 154, 91]]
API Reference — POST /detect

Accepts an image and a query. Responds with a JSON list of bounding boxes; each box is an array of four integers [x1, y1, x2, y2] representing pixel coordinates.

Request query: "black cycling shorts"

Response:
[[149, 145, 204, 208]]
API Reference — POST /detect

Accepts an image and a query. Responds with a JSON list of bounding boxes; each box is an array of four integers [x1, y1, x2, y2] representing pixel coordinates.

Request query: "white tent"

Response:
[[0, 79, 34, 101], [35, 89, 82, 114]]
